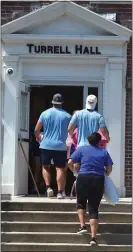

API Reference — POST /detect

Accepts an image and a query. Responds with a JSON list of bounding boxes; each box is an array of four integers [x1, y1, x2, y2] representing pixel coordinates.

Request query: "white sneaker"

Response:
[[47, 188, 54, 197], [57, 192, 64, 199], [62, 191, 66, 198]]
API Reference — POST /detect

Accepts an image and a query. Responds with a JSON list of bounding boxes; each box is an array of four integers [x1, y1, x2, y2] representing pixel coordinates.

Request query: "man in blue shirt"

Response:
[[35, 93, 71, 199], [68, 94, 110, 146], [68, 132, 113, 245]]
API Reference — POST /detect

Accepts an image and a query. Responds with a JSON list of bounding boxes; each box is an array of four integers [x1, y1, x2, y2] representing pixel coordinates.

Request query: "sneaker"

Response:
[[90, 237, 98, 246], [47, 188, 54, 198], [57, 192, 64, 199], [62, 191, 66, 198], [77, 226, 88, 234]]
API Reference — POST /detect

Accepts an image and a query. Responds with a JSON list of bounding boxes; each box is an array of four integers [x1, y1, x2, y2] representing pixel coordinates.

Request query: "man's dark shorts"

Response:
[[40, 149, 67, 168]]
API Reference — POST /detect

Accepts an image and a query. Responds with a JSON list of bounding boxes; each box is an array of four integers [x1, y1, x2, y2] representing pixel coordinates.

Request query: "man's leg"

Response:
[[56, 167, 65, 192], [42, 165, 51, 187], [42, 165, 54, 197], [54, 151, 67, 199], [41, 149, 54, 197]]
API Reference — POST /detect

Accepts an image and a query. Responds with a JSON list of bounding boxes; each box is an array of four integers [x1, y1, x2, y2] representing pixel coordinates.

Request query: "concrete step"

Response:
[[1, 201, 132, 212], [1, 222, 131, 233], [1, 232, 132, 245], [1, 211, 132, 223], [1, 243, 132, 252]]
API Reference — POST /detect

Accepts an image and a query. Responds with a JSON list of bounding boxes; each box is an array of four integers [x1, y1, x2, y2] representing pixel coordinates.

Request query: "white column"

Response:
[[2, 56, 19, 196], [104, 58, 125, 197]]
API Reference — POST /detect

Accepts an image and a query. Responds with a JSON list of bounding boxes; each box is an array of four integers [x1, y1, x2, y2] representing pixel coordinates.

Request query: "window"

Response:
[[20, 91, 28, 131]]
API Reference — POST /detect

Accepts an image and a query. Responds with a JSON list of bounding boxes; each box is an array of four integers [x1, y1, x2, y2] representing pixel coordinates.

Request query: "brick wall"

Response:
[[125, 88, 132, 197], [126, 37, 132, 196], [93, 3, 132, 196], [1, 1, 132, 196], [1, 1, 52, 25]]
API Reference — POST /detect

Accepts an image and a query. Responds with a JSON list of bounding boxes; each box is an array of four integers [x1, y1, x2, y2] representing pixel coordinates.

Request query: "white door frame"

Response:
[[25, 79, 103, 113], [17, 79, 103, 195]]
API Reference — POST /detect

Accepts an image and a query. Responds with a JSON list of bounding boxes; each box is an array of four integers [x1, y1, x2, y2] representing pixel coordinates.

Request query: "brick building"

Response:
[[1, 1, 132, 196]]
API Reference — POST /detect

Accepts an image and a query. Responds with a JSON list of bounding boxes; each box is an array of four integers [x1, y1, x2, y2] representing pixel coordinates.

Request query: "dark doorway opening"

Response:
[[29, 85, 83, 196]]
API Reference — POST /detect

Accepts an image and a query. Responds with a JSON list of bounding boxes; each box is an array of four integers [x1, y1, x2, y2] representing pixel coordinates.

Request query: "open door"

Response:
[[19, 82, 30, 142], [17, 81, 30, 195]]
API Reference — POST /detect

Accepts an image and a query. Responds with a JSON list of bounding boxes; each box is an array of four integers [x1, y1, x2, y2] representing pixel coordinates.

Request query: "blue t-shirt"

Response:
[[71, 145, 113, 175], [70, 109, 106, 147], [39, 107, 71, 151]]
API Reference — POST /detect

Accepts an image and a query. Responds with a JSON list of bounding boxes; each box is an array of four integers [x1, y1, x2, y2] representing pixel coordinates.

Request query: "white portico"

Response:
[[1, 1, 131, 196]]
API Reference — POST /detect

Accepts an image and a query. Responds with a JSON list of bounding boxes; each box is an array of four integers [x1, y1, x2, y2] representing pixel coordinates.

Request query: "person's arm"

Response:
[[68, 159, 80, 175], [68, 148, 81, 172], [68, 159, 75, 172], [34, 113, 44, 143], [100, 127, 110, 143], [105, 165, 112, 176], [99, 115, 110, 143], [68, 113, 78, 137], [72, 129, 78, 147], [68, 124, 76, 137], [34, 121, 43, 143], [104, 151, 113, 176]]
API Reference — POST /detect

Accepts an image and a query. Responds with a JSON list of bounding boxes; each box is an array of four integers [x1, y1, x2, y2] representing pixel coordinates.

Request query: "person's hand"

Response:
[[105, 169, 110, 176], [36, 137, 40, 143], [36, 133, 43, 143], [73, 167, 79, 177], [105, 166, 112, 176]]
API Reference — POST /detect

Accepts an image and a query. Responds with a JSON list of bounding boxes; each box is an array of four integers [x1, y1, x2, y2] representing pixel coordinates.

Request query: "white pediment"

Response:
[[2, 1, 131, 38], [14, 14, 113, 36]]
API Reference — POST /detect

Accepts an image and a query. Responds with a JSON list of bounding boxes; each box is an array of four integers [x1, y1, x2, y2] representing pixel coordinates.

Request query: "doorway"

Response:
[[28, 84, 99, 195], [29, 85, 83, 195]]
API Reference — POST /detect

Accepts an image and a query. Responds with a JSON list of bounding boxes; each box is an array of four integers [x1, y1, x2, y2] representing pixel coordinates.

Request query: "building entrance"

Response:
[[29, 85, 98, 195]]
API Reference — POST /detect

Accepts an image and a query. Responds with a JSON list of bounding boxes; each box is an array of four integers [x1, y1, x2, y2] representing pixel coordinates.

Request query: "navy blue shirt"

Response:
[[71, 145, 113, 175]]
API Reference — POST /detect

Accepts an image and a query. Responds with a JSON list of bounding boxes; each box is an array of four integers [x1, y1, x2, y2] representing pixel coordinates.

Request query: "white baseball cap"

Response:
[[86, 95, 97, 110]]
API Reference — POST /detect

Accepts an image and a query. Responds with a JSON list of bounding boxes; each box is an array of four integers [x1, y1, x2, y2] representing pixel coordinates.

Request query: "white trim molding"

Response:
[[2, 56, 19, 63], [2, 34, 130, 44]]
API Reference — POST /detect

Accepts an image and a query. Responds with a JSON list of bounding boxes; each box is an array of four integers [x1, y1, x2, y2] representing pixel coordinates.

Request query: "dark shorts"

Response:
[[40, 149, 67, 168]]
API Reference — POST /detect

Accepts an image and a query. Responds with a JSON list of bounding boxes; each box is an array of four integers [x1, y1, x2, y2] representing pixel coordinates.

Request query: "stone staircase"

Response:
[[1, 198, 132, 252]]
